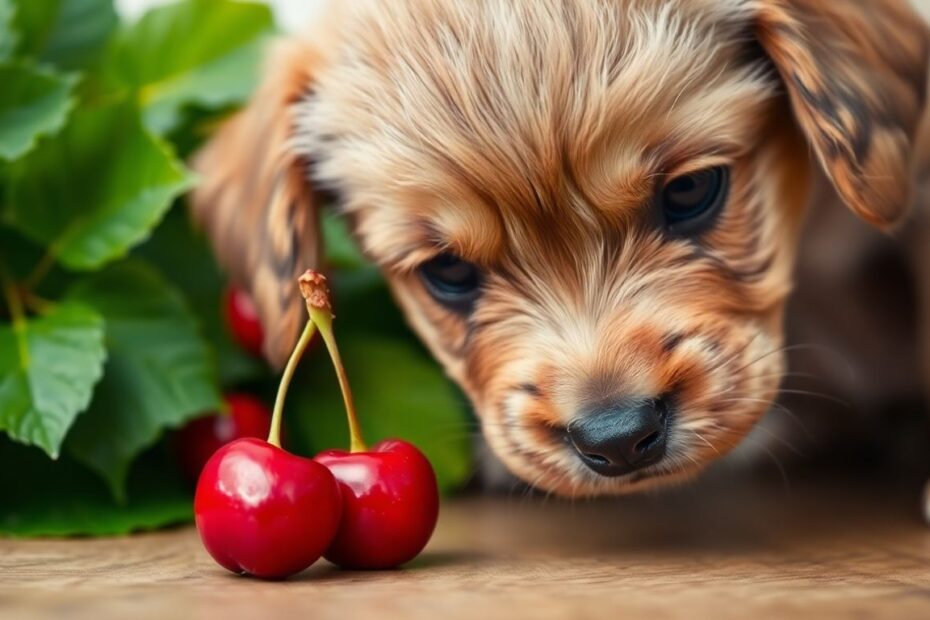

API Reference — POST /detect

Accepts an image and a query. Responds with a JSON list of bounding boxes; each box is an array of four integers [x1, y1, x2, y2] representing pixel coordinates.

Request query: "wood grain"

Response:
[[3, 474, 930, 620]]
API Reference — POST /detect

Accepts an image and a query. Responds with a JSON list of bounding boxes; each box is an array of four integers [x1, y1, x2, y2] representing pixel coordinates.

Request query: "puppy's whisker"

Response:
[[752, 370, 823, 383], [730, 342, 791, 376], [714, 397, 814, 439], [775, 388, 851, 409], [715, 395, 786, 412], [677, 400, 805, 459], [732, 432, 793, 491], [704, 331, 763, 375], [691, 431, 721, 456], [733, 417, 805, 457], [737, 342, 855, 381]]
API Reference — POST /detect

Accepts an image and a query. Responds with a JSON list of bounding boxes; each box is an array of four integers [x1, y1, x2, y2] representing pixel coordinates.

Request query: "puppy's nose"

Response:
[[567, 399, 669, 476]]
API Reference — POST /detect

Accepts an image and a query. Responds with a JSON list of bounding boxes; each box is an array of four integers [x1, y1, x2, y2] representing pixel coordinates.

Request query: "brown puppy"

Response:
[[192, 0, 930, 498]]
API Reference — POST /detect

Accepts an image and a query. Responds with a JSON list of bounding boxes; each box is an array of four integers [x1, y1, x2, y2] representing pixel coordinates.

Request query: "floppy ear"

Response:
[[191, 38, 322, 368], [755, 0, 930, 229]]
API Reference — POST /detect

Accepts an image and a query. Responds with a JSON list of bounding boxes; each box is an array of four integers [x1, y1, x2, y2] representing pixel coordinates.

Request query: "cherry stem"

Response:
[[299, 271, 367, 453], [268, 319, 317, 448]]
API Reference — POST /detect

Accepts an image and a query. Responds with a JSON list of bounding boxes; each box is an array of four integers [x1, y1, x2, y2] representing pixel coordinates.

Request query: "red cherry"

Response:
[[295, 271, 440, 569], [315, 439, 439, 569], [195, 438, 342, 580], [176, 394, 272, 480], [225, 286, 264, 357]]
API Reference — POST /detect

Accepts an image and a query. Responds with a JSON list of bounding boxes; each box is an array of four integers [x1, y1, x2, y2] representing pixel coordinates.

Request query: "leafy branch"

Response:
[[0, 0, 472, 537]]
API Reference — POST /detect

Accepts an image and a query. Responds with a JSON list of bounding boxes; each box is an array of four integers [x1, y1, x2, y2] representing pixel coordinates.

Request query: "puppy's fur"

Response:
[[193, 0, 930, 497]]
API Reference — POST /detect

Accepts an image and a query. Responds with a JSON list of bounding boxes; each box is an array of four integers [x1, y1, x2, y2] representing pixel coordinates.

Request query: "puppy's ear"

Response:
[[191, 38, 321, 368], [755, 0, 930, 229]]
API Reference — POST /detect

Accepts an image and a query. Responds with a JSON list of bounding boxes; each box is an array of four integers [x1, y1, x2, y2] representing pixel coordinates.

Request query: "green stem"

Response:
[[0, 261, 25, 326], [21, 290, 54, 314], [307, 304, 367, 453], [24, 251, 55, 291], [267, 319, 317, 448]]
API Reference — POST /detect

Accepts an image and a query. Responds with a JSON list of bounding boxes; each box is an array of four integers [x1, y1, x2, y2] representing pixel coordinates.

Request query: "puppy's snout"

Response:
[[566, 399, 670, 477]]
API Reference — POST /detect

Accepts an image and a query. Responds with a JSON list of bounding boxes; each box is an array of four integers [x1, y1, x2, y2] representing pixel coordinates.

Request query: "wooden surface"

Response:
[[3, 472, 930, 620]]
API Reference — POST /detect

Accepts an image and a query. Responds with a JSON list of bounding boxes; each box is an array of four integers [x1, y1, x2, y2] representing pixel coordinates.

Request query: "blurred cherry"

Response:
[[177, 394, 272, 480], [226, 286, 264, 357]]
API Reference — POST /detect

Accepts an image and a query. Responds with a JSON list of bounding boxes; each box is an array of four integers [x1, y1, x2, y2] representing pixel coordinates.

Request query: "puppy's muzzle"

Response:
[[566, 399, 671, 476]]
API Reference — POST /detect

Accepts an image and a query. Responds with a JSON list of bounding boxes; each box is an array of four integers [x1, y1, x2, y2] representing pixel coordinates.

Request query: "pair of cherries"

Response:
[[191, 273, 439, 579]]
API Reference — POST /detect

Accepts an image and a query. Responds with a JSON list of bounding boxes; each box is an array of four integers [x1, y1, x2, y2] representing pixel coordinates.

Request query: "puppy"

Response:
[[192, 0, 930, 499]]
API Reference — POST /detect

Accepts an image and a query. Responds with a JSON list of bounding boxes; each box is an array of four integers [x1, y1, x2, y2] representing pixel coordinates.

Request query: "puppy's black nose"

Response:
[[567, 399, 669, 476]]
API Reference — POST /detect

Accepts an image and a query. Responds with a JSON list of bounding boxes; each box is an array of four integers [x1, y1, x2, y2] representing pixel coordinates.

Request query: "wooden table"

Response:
[[3, 471, 930, 620]]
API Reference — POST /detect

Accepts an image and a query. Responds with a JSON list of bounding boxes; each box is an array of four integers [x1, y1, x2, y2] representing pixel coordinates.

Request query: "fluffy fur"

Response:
[[192, 0, 930, 497]]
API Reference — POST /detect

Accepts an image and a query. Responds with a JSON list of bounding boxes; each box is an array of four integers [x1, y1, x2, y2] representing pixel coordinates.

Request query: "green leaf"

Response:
[[0, 301, 105, 458], [11, 0, 118, 70], [103, 0, 274, 135], [5, 100, 195, 271], [0, 225, 48, 280], [135, 207, 268, 386], [0, 437, 192, 537], [137, 208, 375, 387], [292, 333, 472, 494], [0, 61, 76, 161], [66, 260, 222, 500], [0, 0, 18, 61]]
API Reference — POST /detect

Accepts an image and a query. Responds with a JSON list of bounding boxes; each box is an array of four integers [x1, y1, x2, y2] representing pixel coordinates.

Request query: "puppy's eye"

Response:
[[660, 166, 729, 234], [419, 253, 482, 310]]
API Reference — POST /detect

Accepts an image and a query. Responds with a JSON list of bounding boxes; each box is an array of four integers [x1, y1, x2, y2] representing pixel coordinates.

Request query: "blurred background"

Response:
[[118, 0, 322, 29]]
